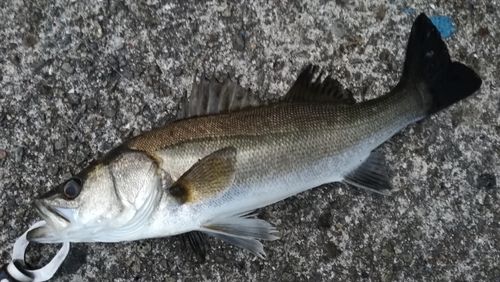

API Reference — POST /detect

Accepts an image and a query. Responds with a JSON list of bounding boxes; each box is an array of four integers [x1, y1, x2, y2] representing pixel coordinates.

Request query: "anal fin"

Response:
[[343, 151, 394, 195]]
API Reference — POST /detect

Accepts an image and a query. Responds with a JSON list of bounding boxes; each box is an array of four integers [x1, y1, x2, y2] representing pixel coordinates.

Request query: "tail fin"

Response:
[[400, 13, 482, 115]]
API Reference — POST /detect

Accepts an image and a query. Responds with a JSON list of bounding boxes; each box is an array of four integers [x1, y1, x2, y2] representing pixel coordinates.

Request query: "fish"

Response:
[[27, 13, 482, 259]]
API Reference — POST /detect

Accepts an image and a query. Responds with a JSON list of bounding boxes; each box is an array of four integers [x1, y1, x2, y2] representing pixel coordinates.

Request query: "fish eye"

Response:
[[63, 178, 82, 199]]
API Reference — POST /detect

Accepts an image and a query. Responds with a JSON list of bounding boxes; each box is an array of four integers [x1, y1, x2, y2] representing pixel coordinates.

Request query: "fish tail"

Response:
[[398, 13, 482, 115]]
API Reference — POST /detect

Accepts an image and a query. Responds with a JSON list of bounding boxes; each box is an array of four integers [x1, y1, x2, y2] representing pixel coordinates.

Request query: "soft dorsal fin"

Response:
[[284, 65, 356, 104], [177, 72, 265, 119]]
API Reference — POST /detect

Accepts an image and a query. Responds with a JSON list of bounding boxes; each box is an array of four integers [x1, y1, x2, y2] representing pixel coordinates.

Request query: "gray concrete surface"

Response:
[[0, 0, 499, 281]]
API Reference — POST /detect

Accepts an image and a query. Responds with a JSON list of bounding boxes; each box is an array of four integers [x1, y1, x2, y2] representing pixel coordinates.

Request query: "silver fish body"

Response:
[[133, 93, 425, 236], [27, 14, 482, 258]]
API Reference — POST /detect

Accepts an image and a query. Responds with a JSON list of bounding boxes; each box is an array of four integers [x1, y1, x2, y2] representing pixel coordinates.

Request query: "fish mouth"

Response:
[[28, 200, 72, 243], [32, 200, 70, 224]]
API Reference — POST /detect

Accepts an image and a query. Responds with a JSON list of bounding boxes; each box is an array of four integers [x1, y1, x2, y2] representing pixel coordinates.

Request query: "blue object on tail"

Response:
[[429, 15, 455, 38]]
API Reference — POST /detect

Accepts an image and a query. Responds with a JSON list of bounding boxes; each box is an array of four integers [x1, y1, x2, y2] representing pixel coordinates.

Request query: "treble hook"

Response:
[[0, 221, 70, 282]]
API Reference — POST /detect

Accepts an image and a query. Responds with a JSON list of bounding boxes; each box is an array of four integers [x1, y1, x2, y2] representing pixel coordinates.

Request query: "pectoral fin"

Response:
[[343, 151, 394, 195], [199, 211, 279, 259], [168, 147, 237, 204]]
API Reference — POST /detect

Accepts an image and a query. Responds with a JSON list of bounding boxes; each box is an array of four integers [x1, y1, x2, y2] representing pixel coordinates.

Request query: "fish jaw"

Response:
[[27, 223, 65, 243], [28, 199, 81, 243], [28, 197, 116, 243], [31, 200, 72, 231]]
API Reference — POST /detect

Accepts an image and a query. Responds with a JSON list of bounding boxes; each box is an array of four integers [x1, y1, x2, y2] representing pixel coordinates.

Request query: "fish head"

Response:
[[27, 150, 162, 243], [28, 164, 118, 239]]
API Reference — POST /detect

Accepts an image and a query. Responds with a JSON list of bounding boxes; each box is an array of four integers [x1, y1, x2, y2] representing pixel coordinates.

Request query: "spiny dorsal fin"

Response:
[[177, 71, 265, 119], [284, 65, 356, 105]]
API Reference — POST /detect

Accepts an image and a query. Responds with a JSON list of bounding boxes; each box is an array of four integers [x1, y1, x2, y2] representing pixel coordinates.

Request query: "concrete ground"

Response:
[[0, 0, 499, 281]]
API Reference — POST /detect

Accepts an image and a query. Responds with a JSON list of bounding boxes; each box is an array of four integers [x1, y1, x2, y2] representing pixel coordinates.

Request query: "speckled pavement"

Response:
[[0, 1, 498, 281]]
